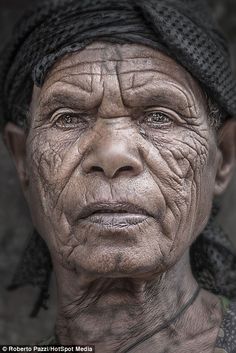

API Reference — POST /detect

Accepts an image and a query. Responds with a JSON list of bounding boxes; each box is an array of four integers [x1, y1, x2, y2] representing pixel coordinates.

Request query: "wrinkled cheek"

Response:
[[142, 139, 208, 247], [26, 143, 78, 254], [148, 155, 192, 233], [165, 148, 213, 252], [27, 131, 88, 212]]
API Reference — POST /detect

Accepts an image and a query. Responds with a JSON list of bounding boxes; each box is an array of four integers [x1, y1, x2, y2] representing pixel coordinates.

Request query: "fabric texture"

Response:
[[214, 299, 236, 353], [7, 229, 52, 317], [0, 0, 236, 131], [190, 212, 236, 299]]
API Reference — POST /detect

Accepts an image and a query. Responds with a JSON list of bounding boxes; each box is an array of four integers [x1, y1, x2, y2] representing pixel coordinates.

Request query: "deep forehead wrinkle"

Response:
[[47, 54, 200, 100], [47, 66, 195, 93], [46, 68, 197, 106], [38, 78, 196, 118]]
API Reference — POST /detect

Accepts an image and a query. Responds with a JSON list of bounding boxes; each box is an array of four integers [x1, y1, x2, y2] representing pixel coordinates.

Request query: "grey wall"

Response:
[[0, 0, 235, 344]]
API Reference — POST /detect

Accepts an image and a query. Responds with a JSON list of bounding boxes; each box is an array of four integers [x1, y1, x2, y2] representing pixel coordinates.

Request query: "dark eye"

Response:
[[144, 111, 172, 128], [54, 113, 87, 129]]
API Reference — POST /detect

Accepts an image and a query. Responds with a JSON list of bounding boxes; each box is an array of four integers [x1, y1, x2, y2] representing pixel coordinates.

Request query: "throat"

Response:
[[54, 252, 217, 353], [94, 279, 141, 306], [56, 279, 148, 350]]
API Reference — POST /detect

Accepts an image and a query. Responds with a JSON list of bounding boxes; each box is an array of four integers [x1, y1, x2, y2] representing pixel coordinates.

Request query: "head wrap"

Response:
[[1, 0, 236, 316], [0, 0, 236, 131]]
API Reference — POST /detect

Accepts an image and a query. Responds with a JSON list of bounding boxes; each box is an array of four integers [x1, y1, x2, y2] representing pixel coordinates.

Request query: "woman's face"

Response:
[[15, 43, 225, 277]]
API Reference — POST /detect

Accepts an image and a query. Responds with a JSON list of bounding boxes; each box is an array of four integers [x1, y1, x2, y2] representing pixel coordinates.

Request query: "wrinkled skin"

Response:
[[4, 43, 236, 352], [28, 43, 219, 273]]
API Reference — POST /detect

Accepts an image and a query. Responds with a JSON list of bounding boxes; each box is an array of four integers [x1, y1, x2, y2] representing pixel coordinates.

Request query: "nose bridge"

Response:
[[82, 122, 143, 178]]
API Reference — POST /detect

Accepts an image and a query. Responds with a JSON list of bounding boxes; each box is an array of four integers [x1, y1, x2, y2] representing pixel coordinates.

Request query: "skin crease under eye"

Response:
[[8, 42, 236, 353]]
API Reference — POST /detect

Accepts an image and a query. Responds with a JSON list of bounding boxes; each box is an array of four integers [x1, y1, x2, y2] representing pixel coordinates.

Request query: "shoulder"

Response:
[[214, 300, 236, 353]]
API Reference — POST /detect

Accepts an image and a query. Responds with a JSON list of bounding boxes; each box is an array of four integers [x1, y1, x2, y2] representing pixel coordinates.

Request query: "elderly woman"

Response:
[[1, 0, 236, 351]]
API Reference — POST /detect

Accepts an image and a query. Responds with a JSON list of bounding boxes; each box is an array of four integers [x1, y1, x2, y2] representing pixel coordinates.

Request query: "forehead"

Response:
[[34, 42, 207, 118], [44, 42, 202, 94]]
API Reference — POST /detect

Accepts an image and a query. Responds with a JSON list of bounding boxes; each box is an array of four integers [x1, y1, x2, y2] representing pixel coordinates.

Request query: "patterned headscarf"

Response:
[[0, 0, 236, 131]]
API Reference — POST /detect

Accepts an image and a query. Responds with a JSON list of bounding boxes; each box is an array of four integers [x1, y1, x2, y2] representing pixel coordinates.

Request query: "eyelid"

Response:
[[50, 108, 86, 123]]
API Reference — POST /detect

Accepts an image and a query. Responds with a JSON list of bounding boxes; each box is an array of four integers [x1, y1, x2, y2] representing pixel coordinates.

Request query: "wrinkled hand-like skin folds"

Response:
[[25, 43, 223, 352]]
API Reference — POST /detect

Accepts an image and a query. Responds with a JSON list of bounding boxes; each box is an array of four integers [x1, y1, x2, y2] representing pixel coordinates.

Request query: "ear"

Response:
[[3, 122, 29, 195], [214, 118, 236, 195]]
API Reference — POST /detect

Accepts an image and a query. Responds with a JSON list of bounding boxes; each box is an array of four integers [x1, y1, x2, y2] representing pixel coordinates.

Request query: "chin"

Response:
[[63, 242, 173, 278]]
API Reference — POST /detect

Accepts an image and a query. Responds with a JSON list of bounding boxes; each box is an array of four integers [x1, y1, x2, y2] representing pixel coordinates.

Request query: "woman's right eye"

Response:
[[53, 112, 88, 129]]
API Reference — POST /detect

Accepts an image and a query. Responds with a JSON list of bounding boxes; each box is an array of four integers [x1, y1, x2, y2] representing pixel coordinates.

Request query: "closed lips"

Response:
[[78, 202, 152, 219]]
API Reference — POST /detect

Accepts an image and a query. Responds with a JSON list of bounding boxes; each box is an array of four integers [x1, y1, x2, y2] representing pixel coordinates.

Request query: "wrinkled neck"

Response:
[[53, 250, 220, 353]]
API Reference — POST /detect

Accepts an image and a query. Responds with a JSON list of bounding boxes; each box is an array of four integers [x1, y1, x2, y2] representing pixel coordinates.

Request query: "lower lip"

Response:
[[81, 213, 149, 227]]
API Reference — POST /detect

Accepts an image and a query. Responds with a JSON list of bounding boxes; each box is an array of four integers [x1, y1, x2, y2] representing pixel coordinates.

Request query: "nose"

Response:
[[82, 138, 144, 178]]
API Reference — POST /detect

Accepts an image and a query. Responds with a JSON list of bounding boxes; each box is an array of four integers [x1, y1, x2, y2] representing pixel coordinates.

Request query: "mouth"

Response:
[[78, 202, 152, 227]]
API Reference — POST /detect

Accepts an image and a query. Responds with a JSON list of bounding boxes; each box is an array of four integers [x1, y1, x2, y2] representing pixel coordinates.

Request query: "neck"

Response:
[[54, 251, 222, 353]]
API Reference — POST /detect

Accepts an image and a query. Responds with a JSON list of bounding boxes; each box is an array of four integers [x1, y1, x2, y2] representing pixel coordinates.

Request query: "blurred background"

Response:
[[0, 0, 236, 345]]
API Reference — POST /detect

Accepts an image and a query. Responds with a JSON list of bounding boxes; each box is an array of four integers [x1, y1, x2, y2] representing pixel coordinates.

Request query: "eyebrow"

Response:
[[38, 85, 101, 113], [39, 91, 81, 110], [123, 82, 196, 115]]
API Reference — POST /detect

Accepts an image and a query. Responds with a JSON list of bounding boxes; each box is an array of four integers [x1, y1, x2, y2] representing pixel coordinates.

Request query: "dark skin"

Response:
[[4, 42, 236, 352]]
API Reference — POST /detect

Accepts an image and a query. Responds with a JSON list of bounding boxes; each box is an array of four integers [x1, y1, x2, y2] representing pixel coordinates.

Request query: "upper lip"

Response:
[[78, 202, 152, 220]]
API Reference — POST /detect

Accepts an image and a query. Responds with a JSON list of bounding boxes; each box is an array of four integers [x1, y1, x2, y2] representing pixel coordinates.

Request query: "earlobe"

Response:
[[3, 122, 29, 193], [214, 118, 236, 195]]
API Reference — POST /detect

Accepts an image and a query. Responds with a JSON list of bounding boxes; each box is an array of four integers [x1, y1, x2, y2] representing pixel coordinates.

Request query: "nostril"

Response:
[[90, 166, 104, 173], [118, 166, 133, 172], [113, 165, 133, 178]]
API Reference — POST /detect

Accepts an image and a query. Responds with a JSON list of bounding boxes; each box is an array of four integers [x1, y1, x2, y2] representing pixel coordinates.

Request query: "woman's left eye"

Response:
[[144, 111, 172, 127]]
